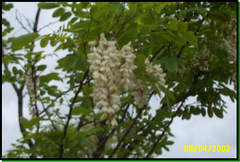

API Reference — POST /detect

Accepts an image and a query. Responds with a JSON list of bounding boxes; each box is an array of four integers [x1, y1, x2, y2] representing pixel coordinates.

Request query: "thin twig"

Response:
[[38, 78, 92, 116], [39, 99, 58, 131], [38, 20, 59, 32], [15, 10, 31, 33], [114, 14, 137, 38], [106, 7, 125, 37], [150, 46, 165, 62]]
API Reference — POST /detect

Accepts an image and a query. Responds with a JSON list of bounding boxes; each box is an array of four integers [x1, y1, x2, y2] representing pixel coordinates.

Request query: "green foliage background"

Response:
[[2, 2, 237, 158]]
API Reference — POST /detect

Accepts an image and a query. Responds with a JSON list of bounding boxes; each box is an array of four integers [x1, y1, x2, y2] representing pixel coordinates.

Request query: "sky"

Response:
[[2, 2, 237, 158]]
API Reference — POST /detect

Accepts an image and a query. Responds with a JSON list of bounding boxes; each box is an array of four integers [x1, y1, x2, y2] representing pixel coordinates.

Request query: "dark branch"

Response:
[[38, 20, 59, 32], [60, 68, 89, 158], [108, 91, 155, 158], [106, 7, 125, 37], [150, 46, 165, 62], [177, 17, 205, 58]]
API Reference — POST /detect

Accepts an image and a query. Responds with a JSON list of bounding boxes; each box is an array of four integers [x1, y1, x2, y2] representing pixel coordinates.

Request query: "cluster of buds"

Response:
[[128, 59, 166, 108], [131, 78, 149, 109], [25, 68, 39, 100], [220, 20, 236, 63], [191, 46, 210, 71], [144, 59, 166, 91], [25, 68, 39, 118], [73, 33, 79, 53], [87, 33, 166, 126]]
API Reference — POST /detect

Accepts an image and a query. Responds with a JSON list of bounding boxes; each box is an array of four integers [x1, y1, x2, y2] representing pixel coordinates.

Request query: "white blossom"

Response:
[[87, 33, 166, 126]]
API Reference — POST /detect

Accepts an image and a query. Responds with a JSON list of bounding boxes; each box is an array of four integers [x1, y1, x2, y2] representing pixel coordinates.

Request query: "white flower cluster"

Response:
[[87, 33, 166, 126], [144, 59, 166, 90], [191, 46, 210, 71], [73, 33, 79, 53], [25, 68, 39, 100], [220, 20, 236, 63], [25, 68, 39, 118]]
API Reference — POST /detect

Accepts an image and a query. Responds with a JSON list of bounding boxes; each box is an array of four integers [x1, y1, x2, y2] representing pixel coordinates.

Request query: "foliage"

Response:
[[2, 2, 237, 158]]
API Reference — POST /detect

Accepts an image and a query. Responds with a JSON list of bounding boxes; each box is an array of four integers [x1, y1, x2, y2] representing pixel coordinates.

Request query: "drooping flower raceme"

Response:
[[25, 68, 39, 100], [220, 19, 236, 63], [87, 33, 166, 126], [25, 68, 39, 118], [191, 46, 210, 71]]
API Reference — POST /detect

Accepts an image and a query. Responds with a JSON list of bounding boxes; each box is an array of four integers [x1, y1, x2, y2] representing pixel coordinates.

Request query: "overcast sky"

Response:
[[2, 2, 237, 158]]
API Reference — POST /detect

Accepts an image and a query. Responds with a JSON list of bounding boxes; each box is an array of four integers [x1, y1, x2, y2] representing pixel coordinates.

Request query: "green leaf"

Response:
[[59, 12, 72, 22], [71, 17, 79, 23], [20, 117, 29, 127], [201, 108, 206, 117], [154, 5, 161, 14], [79, 2, 91, 9], [38, 2, 59, 9], [24, 117, 45, 129], [166, 20, 178, 31], [12, 33, 39, 49], [213, 107, 223, 118], [95, 2, 110, 7], [76, 73, 84, 82], [72, 106, 89, 115], [165, 90, 171, 110], [163, 146, 169, 151], [12, 67, 18, 76], [140, 26, 150, 35], [2, 2, 14, 11], [50, 35, 58, 47], [66, 129, 78, 140], [128, 2, 138, 10], [180, 31, 198, 48], [128, 28, 139, 38], [75, 57, 88, 71], [67, 140, 78, 149], [158, 31, 171, 42], [62, 56, 78, 71], [73, 10, 90, 19], [166, 141, 174, 145], [158, 56, 178, 72], [52, 7, 65, 17], [69, 96, 85, 103], [40, 72, 62, 83], [166, 30, 186, 45], [37, 65, 47, 71], [74, 133, 86, 144], [207, 108, 213, 118], [40, 36, 50, 48], [178, 22, 188, 32], [167, 90, 175, 101]]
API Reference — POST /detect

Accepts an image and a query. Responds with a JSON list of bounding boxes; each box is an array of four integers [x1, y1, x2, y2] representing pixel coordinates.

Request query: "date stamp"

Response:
[[184, 145, 230, 153]]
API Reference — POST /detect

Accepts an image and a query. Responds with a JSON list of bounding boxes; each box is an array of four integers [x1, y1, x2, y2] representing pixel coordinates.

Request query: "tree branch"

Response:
[[106, 7, 125, 37], [176, 17, 205, 58], [15, 10, 31, 33], [108, 90, 155, 158], [150, 46, 165, 62], [146, 86, 194, 158], [2, 48, 19, 92], [145, 71, 203, 157], [38, 20, 59, 32], [60, 68, 89, 158]]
